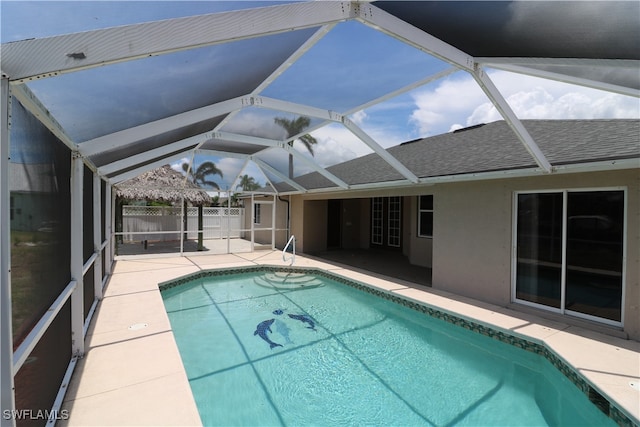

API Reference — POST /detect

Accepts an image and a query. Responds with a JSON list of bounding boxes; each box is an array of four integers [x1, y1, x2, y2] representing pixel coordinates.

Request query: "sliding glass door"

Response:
[[514, 189, 625, 325], [515, 192, 563, 309]]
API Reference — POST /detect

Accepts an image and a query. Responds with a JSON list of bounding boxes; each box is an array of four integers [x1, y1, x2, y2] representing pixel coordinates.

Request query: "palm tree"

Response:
[[274, 116, 317, 179], [181, 161, 223, 189], [236, 174, 261, 192]]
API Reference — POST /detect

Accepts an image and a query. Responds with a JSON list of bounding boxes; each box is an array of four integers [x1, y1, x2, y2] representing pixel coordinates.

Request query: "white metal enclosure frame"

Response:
[[2, 1, 637, 193], [1, 1, 638, 425]]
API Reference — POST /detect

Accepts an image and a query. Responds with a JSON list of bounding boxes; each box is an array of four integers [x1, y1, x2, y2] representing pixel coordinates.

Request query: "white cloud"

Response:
[[350, 110, 368, 126], [410, 70, 640, 136], [170, 157, 190, 173], [308, 124, 369, 167], [410, 76, 487, 136], [215, 157, 245, 185], [352, 113, 418, 149]]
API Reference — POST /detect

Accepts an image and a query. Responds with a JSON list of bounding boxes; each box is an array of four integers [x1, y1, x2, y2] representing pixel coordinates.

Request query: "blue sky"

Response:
[[3, 1, 638, 189]]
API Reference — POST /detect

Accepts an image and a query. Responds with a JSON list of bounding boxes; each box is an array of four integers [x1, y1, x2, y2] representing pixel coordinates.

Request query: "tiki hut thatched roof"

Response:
[[115, 165, 211, 205]]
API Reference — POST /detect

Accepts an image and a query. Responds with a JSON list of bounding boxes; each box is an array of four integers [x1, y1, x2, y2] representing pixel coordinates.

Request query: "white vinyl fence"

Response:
[[122, 205, 244, 242]]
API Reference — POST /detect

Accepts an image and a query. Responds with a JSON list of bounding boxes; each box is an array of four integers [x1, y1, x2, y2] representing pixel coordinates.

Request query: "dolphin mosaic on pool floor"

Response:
[[253, 311, 317, 349], [159, 265, 637, 427]]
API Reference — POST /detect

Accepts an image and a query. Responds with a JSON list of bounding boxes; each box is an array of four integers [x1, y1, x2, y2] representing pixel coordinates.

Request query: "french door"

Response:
[[371, 196, 402, 249], [513, 189, 625, 325]]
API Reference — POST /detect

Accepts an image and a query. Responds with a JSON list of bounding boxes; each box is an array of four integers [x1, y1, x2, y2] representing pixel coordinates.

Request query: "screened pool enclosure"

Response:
[[1, 1, 638, 425]]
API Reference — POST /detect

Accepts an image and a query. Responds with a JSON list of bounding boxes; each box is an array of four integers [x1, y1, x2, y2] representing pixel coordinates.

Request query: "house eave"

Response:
[[276, 157, 639, 197]]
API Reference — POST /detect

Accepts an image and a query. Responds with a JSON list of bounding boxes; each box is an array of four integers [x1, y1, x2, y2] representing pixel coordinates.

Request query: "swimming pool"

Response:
[[161, 267, 616, 426]]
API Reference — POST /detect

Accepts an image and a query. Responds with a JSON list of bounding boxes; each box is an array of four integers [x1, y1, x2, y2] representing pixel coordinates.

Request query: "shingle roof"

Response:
[[280, 119, 639, 191]]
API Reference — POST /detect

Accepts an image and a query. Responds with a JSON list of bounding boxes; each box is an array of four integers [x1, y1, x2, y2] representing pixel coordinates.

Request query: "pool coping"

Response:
[[160, 264, 640, 427]]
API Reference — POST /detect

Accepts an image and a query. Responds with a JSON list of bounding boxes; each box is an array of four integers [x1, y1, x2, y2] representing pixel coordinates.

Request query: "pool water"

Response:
[[161, 270, 614, 426]]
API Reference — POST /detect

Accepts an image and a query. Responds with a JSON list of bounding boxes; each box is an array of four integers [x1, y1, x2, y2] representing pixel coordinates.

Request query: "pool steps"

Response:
[[254, 271, 324, 289]]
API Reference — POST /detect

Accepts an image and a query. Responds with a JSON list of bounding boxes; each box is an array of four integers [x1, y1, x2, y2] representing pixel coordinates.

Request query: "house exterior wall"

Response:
[[289, 197, 327, 253], [290, 168, 638, 340], [432, 169, 638, 340], [302, 199, 328, 253], [431, 179, 512, 303], [407, 195, 433, 268], [341, 198, 363, 249]]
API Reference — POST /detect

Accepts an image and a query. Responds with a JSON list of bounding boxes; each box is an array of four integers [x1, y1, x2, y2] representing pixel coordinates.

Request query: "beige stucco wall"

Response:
[[341, 199, 365, 249], [431, 180, 512, 303], [289, 198, 328, 253], [407, 195, 433, 268], [288, 168, 638, 339], [302, 200, 328, 253], [432, 169, 639, 340]]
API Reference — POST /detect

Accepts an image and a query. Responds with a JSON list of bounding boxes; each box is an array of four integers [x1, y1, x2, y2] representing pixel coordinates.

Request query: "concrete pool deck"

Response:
[[60, 250, 640, 426]]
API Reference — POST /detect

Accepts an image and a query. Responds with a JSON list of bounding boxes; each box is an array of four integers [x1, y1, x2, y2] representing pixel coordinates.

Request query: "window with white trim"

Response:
[[418, 195, 433, 238], [513, 188, 625, 325]]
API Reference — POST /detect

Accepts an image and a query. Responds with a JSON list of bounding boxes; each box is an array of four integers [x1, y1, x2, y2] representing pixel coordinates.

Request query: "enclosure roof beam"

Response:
[[210, 131, 286, 149], [266, 66, 459, 150], [198, 149, 250, 161], [1, 2, 354, 83], [10, 84, 79, 153], [254, 96, 419, 184], [255, 96, 344, 123], [207, 24, 337, 147], [344, 66, 459, 116], [197, 148, 308, 194], [279, 142, 349, 189], [229, 158, 251, 193], [477, 60, 640, 98], [212, 131, 348, 189], [252, 158, 307, 193], [342, 118, 420, 183], [97, 132, 212, 176], [472, 65, 552, 173], [355, 3, 474, 72], [80, 97, 246, 157]]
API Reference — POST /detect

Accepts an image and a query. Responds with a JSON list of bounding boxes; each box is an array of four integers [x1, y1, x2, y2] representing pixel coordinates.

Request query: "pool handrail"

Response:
[[283, 235, 295, 265]]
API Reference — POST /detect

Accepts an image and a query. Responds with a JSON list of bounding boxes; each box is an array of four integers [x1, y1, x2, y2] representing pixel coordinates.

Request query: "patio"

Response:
[[115, 238, 264, 257], [311, 248, 432, 287], [59, 251, 640, 426]]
